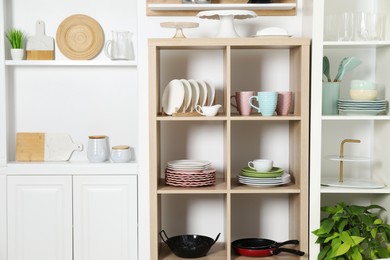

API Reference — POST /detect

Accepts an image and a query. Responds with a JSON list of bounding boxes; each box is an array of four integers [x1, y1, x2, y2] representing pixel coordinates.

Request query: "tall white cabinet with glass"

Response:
[[310, 0, 390, 258]]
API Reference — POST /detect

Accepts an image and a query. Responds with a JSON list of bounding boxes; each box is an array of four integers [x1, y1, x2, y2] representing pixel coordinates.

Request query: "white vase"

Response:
[[10, 49, 24, 60]]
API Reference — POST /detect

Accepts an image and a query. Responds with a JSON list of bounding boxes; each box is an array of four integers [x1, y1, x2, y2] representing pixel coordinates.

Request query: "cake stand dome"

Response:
[[197, 10, 257, 38]]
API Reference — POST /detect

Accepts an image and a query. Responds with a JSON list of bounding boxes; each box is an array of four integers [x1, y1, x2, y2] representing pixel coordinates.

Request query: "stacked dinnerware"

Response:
[[165, 160, 216, 187], [237, 166, 291, 187], [338, 99, 388, 116]]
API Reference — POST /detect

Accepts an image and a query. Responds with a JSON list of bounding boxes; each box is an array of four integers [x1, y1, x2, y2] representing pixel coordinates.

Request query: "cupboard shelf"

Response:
[[323, 41, 390, 48], [321, 186, 390, 194], [322, 115, 390, 120]]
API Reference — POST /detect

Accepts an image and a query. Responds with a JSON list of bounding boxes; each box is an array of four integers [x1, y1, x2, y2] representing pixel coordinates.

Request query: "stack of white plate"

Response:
[[165, 160, 216, 187], [338, 99, 388, 116], [237, 173, 291, 188], [161, 79, 216, 115]]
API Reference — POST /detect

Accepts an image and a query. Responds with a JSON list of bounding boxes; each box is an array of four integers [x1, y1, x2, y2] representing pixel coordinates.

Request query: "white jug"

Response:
[[104, 31, 134, 60]]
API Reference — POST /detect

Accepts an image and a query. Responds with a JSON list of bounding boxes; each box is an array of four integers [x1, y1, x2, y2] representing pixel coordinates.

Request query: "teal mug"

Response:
[[249, 91, 278, 116]]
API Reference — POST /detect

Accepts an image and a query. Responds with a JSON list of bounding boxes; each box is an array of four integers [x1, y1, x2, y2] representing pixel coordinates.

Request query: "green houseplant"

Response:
[[5, 28, 25, 60], [313, 202, 390, 260]]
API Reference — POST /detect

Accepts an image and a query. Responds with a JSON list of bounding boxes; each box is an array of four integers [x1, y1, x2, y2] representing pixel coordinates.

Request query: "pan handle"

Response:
[[275, 239, 299, 247], [273, 247, 305, 256], [212, 233, 221, 245], [159, 230, 169, 244]]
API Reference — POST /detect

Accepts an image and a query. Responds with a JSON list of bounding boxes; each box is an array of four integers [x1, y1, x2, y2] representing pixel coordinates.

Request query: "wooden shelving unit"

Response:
[[149, 37, 310, 259]]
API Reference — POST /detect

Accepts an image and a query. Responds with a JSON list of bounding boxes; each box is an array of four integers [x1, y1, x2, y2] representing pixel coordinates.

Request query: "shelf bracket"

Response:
[[339, 139, 361, 183]]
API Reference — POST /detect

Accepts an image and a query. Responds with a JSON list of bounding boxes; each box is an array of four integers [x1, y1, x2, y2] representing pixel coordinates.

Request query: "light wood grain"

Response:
[[26, 50, 54, 60], [16, 133, 45, 162]]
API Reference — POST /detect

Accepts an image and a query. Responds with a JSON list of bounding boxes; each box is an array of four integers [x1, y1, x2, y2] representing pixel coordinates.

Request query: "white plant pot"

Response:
[[10, 49, 24, 60]]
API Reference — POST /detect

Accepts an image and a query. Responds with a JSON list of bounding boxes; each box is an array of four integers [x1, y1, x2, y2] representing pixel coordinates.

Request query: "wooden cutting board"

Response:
[[16, 133, 83, 162], [26, 20, 54, 60]]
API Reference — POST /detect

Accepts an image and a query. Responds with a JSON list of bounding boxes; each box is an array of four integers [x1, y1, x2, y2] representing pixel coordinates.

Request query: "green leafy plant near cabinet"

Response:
[[313, 202, 390, 260], [5, 28, 24, 49]]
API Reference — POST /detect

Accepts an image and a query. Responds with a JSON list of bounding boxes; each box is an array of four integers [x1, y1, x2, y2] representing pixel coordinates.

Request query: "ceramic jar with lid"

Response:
[[87, 135, 109, 163], [111, 145, 131, 163]]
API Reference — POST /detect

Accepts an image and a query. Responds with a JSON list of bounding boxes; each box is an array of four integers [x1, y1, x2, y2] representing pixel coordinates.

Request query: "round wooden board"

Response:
[[56, 14, 104, 60]]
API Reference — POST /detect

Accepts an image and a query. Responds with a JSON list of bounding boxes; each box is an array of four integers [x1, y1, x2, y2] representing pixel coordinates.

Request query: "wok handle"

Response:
[[273, 247, 305, 256], [212, 233, 221, 245], [159, 230, 169, 244], [275, 239, 299, 247]]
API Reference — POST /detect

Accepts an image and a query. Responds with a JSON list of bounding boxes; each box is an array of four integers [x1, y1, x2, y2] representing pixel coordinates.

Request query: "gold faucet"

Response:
[[339, 139, 361, 183]]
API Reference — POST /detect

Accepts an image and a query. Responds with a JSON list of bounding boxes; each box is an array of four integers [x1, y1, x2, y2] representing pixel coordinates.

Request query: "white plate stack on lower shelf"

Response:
[[165, 159, 216, 187]]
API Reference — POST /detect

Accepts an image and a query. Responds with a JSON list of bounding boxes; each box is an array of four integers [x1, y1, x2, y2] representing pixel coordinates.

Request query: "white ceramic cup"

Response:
[[248, 159, 273, 172]]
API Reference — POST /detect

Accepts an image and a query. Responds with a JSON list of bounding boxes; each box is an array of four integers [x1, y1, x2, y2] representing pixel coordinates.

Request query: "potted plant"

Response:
[[313, 202, 390, 259], [5, 28, 25, 60]]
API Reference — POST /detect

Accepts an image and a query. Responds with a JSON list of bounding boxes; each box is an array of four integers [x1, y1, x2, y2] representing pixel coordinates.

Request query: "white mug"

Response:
[[104, 31, 135, 60], [248, 159, 273, 172]]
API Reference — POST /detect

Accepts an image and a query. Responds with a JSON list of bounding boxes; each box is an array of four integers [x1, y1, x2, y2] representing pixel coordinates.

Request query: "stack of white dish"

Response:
[[162, 79, 216, 115], [338, 99, 388, 116], [165, 160, 216, 187], [237, 166, 291, 187]]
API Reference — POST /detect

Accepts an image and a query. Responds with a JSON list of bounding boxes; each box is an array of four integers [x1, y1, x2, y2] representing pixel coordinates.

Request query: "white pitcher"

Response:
[[104, 31, 134, 60]]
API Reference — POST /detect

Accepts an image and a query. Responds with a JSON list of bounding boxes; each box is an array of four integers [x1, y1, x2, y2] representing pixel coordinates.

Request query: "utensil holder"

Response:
[[322, 82, 340, 115]]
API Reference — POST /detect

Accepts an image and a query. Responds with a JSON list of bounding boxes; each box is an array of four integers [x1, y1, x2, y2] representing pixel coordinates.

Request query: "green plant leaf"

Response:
[[335, 243, 350, 256], [374, 218, 383, 225], [350, 235, 365, 245], [372, 228, 378, 239], [318, 244, 331, 260], [340, 231, 354, 245], [324, 232, 340, 243], [350, 246, 363, 260], [320, 219, 336, 234]]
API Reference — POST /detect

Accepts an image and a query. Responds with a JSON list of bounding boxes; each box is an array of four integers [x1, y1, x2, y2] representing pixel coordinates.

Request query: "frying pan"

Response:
[[232, 238, 305, 257]]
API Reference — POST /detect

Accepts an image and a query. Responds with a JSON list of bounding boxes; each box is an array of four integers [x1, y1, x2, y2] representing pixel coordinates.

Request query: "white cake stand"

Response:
[[197, 10, 257, 38]]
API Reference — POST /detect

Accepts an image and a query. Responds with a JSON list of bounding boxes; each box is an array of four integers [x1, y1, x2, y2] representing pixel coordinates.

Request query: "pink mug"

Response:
[[231, 91, 255, 116], [276, 91, 293, 116]]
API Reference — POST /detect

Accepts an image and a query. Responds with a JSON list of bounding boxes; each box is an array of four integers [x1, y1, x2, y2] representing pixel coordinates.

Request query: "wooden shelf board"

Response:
[[231, 179, 301, 193], [159, 242, 226, 260], [148, 3, 295, 11], [147, 1, 296, 16], [5, 60, 137, 67], [230, 114, 301, 120], [149, 37, 311, 49], [157, 114, 228, 121], [157, 178, 227, 194]]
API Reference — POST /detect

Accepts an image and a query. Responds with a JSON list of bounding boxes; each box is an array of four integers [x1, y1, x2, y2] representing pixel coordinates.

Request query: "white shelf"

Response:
[[326, 155, 370, 162], [148, 3, 296, 11], [4, 60, 138, 67], [322, 115, 390, 120], [5, 161, 138, 174], [323, 41, 390, 48], [321, 186, 390, 194]]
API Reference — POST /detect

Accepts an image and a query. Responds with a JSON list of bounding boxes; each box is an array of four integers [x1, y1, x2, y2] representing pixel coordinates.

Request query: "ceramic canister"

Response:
[[87, 135, 109, 163], [111, 145, 131, 163]]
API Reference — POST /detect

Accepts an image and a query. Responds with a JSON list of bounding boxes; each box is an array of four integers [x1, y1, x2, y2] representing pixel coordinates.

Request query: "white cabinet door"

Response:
[[7, 176, 73, 260], [73, 175, 138, 260]]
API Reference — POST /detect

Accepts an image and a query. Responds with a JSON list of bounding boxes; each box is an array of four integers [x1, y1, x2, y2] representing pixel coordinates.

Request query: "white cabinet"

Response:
[[309, 0, 390, 258], [7, 175, 137, 260], [73, 175, 138, 260], [7, 176, 73, 260]]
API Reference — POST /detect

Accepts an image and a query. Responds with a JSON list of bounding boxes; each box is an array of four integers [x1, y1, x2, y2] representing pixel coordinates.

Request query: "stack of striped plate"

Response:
[[338, 99, 388, 116], [237, 166, 290, 187], [165, 160, 216, 187]]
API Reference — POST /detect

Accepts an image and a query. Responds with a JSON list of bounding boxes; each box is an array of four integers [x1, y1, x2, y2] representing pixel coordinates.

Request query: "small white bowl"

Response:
[[350, 89, 378, 101]]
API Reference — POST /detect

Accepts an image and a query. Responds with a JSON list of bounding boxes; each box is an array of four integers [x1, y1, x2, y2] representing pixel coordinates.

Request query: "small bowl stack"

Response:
[[165, 160, 216, 187], [349, 80, 377, 101]]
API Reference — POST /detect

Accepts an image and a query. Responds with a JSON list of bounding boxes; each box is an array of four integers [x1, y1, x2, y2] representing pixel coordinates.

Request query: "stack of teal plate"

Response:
[[238, 167, 290, 187], [338, 99, 388, 116]]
